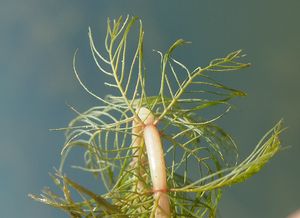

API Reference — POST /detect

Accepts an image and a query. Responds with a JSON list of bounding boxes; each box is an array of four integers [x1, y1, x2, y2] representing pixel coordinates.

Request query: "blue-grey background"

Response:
[[1, 0, 299, 217]]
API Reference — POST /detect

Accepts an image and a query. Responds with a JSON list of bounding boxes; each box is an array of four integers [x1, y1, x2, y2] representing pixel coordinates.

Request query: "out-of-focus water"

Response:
[[1, 0, 299, 217]]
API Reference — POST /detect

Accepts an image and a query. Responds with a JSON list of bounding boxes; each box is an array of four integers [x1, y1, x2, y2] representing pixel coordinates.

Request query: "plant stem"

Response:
[[131, 118, 147, 192], [144, 124, 170, 217], [134, 107, 170, 217]]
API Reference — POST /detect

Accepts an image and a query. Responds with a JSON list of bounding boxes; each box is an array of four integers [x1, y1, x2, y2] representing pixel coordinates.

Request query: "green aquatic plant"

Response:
[[30, 16, 283, 217]]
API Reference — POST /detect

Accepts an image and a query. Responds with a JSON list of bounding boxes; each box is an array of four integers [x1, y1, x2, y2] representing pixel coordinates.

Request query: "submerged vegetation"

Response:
[[30, 16, 283, 217]]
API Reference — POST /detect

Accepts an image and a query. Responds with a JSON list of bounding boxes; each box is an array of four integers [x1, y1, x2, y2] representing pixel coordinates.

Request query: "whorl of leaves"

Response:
[[30, 16, 282, 217]]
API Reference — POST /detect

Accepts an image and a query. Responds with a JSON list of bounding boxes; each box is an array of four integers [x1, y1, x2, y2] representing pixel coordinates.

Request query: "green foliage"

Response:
[[30, 16, 283, 217]]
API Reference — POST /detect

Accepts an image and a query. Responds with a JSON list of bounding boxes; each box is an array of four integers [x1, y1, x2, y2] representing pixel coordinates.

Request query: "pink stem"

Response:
[[135, 107, 170, 217], [144, 125, 170, 217]]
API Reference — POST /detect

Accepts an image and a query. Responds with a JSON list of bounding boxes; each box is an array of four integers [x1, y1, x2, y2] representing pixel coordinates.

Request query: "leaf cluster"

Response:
[[30, 16, 283, 218]]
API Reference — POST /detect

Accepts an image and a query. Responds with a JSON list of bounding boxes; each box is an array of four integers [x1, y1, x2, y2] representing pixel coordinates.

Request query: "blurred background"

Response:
[[1, 0, 299, 217]]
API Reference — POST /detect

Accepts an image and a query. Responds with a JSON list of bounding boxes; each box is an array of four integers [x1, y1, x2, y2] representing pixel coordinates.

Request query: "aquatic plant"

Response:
[[30, 16, 283, 217]]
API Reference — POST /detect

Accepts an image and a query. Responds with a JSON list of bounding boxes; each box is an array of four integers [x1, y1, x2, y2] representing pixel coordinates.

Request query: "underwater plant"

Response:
[[30, 16, 283, 217]]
